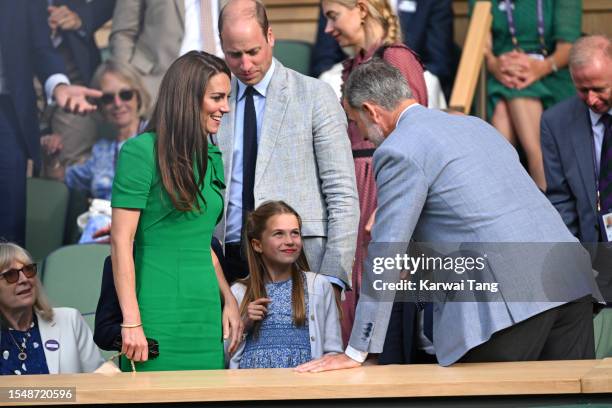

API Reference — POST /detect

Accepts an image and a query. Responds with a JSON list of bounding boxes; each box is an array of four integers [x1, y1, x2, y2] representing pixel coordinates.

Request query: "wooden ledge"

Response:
[[0, 360, 601, 405]]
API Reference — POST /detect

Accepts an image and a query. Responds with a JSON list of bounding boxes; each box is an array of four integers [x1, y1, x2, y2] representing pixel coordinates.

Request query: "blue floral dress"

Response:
[[239, 273, 312, 368]]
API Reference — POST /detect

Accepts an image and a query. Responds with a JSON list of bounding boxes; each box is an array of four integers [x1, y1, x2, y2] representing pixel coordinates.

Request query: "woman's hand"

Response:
[[487, 53, 520, 89], [223, 296, 244, 355], [120, 325, 149, 362]]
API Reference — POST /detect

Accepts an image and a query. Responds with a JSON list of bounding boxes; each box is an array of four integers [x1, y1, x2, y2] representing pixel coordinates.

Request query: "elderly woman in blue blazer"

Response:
[[0, 242, 103, 375]]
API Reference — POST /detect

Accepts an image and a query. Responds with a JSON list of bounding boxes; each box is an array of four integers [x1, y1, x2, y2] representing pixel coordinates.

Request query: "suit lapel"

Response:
[[37, 313, 60, 374], [569, 100, 598, 214], [256, 61, 288, 187], [174, 0, 185, 30]]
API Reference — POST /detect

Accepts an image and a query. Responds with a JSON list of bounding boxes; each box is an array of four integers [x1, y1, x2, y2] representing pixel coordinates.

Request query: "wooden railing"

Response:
[[1, 359, 612, 406], [448, 1, 491, 116]]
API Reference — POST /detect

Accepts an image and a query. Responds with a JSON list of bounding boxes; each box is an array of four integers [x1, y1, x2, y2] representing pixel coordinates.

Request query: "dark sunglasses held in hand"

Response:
[[0, 264, 37, 284]]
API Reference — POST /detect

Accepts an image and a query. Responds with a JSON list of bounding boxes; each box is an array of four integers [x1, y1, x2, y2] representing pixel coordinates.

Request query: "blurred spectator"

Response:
[[0, 0, 101, 247], [42, 60, 150, 243], [311, 0, 457, 97], [473, 0, 582, 191], [40, 0, 115, 178], [321, 0, 427, 344], [0, 242, 104, 374], [109, 0, 223, 102]]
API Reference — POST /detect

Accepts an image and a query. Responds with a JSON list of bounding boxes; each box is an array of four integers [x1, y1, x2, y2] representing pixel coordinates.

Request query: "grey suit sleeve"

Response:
[[311, 82, 359, 287], [541, 113, 580, 236], [349, 144, 428, 353], [109, 0, 143, 63]]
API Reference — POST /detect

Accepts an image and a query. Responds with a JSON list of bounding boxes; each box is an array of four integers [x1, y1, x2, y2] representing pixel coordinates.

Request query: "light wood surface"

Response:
[[0, 360, 601, 406], [581, 358, 612, 393], [448, 1, 491, 113]]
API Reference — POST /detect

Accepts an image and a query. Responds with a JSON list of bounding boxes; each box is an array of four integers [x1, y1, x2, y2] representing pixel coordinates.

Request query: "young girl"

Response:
[[228, 201, 343, 369]]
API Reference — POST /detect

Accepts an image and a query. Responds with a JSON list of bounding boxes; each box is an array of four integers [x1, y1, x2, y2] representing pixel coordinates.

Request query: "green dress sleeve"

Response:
[[552, 0, 582, 43], [111, 132, 156, 209]]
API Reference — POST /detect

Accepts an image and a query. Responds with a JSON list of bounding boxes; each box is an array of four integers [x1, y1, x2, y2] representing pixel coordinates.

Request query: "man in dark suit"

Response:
[[0, 0, 101, 246], [541, 35, 612, 300], [311, 0, 457, 96]]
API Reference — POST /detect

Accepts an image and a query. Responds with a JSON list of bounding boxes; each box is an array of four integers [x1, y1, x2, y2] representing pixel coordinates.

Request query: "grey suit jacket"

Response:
[[215, 60, 359, 286], [109, 0, 185, 100], [541, 96, 599, 243], [351, 105, 601, 366]]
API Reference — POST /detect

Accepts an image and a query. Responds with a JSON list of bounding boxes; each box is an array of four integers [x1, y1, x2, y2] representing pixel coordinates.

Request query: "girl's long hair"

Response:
[[240, 201, 311, 336], [146, 51, 230, 211]]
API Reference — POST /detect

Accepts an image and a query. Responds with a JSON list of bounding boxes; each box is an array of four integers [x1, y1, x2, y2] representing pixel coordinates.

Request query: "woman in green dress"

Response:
[[110, 51, 243, 371], [470, 0, 582, 190]]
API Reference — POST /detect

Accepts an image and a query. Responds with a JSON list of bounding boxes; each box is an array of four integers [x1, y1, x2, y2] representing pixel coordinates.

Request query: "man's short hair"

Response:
[[569, 35, 612, 70], [344, 59, 413, 111], [218, 0, 269, 40]]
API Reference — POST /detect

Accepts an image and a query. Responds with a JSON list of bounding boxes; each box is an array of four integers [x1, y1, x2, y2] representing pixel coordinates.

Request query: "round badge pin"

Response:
[[45, 339, 60, 351]]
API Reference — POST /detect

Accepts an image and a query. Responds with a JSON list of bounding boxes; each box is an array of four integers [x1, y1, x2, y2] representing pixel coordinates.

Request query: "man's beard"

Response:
[[359, 111, 385, 146], [366, 122, 385, 147]]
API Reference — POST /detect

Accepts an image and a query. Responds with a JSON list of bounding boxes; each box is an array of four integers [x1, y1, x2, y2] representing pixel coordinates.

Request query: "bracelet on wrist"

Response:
[[120, 322, 142, 328], [548, 57, 558, 73]]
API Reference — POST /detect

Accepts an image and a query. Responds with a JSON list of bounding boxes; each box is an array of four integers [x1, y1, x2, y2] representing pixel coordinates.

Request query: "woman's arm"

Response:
[[212, 250, 243, 354], [110, 207, 149, 362]]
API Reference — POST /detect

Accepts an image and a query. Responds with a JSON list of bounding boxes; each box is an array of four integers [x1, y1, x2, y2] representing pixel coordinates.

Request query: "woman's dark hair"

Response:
[[240, 201, 311, 336], [146, 51, 230, 212]]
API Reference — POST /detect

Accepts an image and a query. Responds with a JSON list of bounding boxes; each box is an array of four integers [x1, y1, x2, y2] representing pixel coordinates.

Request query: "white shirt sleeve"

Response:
[[345, 345, 368, 363], [45, 73, 71, 105]]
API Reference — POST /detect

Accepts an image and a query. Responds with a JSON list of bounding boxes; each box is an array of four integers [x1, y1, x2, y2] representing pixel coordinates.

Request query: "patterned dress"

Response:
[[0, 316, 49, 375], [340, 43, 428, 344], [239, 273, 311, 368]]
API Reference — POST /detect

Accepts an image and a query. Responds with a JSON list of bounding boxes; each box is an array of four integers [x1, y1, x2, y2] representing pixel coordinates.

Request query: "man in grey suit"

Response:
[[110, 0, 223, 101], [297, 59, 600, 371], [215, 0, 359, 290], [541, 35, 612, 302]]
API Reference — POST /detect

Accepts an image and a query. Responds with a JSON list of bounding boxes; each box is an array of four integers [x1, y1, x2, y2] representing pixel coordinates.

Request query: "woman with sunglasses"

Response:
[[43, 59, 151, 242], [0, 242, 104, 375], [111, 51, 242, 371]]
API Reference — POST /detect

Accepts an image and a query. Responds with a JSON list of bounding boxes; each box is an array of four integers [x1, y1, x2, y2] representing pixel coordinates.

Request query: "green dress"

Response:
[[469, 0, 582, 117], [111, 132, 225, 371]]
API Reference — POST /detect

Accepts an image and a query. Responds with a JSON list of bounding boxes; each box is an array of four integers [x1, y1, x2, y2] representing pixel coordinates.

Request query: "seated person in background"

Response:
[[0, 242, 104, 375], [312, 0, 456, 101], [229, 201, 342, 368], [39, 0, 116, 179], [43, 60, 150, 243], [472, 0, 582, 190]]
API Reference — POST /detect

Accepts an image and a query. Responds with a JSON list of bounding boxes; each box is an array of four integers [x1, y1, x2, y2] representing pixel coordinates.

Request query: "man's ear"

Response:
[[362, 101, 379, 122], [267, 27, 275, 47]]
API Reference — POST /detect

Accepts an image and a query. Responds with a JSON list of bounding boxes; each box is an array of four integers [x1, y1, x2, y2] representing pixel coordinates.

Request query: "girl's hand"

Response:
[[223, 297, 244, 354], [121, 325, 148, 362], [247, 297, 272, 324]]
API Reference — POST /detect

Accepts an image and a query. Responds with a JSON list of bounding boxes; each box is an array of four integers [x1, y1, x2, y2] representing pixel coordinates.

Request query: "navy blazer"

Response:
[[0, 0, 66, 163], [311, 0, 457, 91], [541, 96, 599, 243], [52, 0, 115, 84]]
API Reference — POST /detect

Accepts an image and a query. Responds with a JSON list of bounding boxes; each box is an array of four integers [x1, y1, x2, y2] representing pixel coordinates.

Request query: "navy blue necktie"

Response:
[[242, 86, 258, 219], [599, 113, 612, 213]]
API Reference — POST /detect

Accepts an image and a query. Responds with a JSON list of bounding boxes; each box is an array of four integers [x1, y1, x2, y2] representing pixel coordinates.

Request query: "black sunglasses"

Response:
[[99, 89, 136, 105], [0, 264, 37, 284]]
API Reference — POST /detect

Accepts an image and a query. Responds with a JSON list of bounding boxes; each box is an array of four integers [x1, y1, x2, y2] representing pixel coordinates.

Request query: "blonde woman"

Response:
[[0, 242, 103, 375]]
